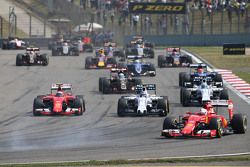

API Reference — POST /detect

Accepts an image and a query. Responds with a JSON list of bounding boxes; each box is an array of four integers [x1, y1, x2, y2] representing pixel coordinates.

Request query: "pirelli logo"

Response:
[[223, 43, 245, 55], [129, 3, 186, 14]]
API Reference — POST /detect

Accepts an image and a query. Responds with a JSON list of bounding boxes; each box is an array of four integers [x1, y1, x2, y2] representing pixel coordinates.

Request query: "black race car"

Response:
[[16, 47, 49, 66], [158, 48, 192, 67], [52, 41, 79, 56], [179, 63, 223, 88], [99, 68, 142, 94]]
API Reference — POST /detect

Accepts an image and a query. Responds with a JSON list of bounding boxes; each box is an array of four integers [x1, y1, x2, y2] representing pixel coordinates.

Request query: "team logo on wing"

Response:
[[135, 63, 142, 73]]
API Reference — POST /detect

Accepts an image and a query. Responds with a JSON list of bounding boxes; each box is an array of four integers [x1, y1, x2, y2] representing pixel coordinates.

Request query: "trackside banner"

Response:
[[223, 43, 245, 55], [129, 2, 186, 14]]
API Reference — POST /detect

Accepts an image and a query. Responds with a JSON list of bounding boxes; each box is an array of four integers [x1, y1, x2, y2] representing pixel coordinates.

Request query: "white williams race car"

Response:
[[117, 84, 169, 117]]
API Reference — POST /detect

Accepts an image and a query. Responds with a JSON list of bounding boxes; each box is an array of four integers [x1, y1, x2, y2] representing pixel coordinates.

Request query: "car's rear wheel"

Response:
[[157, 99, 168, 117], [85, 56, 92, 69], [231, 113, 247, 134], [158, 55, 164, 68]]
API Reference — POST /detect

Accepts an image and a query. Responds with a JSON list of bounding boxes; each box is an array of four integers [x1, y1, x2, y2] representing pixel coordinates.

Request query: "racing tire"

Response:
[[209, 117, 223, 138], [179, 72, 186, 86], [41, 54, 49, 66], [157, 99, 168, 117], [107, 57, 117, 65], [99, 77, 105, 92], [149, 65, 156, 76], [182, 89, 191, 107], [74, 97, 84, 116], [2, 41, 7, 49], [117, 98, 127, 117], [231, 113, 247, 134], [158, 55, 165, 68], [16, 54, 23, 66], [85, 56, 92, 69], [150, 51, 155, 58], [74, 50, 80, 56], [220, 88, 229, 100], [186, 55, 193, 64], [51, 49, 57, 56], [33, 97, 44, 116], [183, 73, 191, 87], [102, 78, 110, 94], [162, 117, 177, 137], [214, 74, 223, 83]]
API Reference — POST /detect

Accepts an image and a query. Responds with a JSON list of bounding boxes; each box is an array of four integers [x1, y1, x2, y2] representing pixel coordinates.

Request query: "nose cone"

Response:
[[53, 99, 63, 112]]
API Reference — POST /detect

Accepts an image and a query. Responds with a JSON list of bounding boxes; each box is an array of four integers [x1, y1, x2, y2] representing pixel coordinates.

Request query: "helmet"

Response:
[[200, 108, 208, 115], [99, 48, 104, 54], [203, 102, 213, 110], [197, 68, 203, 74], [118, 73, 125, 79], [55, 91, 63, 97]]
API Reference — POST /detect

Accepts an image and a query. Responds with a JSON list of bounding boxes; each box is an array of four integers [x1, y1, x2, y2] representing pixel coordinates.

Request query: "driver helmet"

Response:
[[202, 102, 215, 114], [99, 48, 104, 54], [55, 91, 63, 97], [118, 72, 125, 79], [200, 108, 208, 115], [197, 67, 203, 74]]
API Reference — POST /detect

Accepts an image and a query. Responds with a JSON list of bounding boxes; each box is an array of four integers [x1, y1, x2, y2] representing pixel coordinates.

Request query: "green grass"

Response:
[[1, 154, 249, 166], [183, 46, 250, 84]]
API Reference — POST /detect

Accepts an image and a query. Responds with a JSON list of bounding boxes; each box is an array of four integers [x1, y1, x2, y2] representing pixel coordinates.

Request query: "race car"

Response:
[[99, 67, 142, 94], [162, 100, 247, 138], [117, 84, 169, 117], [16, 47, 49, 66], [104, 42, 125, 58], [33, 83, 85, 116], [2, 37, 28, 49], [125, 36, 154, 58], [85, 48, 117, 69], [179, 63, 223, 87], [124, 55, 156, 77], [180, 78, 229, 106], [52, 41, 79, 56], [71, 36, 93, 53], [158, 48, 192, 67]]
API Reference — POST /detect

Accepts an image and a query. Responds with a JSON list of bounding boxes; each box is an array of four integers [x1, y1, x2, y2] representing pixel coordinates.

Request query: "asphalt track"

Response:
[[0, 49, 249, 164]]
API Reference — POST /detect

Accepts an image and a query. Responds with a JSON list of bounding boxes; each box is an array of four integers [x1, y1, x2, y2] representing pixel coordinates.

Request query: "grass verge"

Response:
[[0, 154, 249, 167], [183, 46, 250, 84]]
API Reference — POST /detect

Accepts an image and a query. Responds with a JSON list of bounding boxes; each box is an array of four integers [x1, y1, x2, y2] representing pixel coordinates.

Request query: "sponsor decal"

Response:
[[129, 2, 186, 14], [223, 43, 245, 55]]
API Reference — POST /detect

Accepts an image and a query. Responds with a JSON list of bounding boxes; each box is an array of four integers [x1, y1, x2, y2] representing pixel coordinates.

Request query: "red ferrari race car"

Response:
[[33, 83, 85, 116], [162, 100, 247, 138]]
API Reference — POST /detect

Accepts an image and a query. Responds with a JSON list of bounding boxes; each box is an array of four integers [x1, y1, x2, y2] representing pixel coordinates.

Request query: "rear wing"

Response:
[[51, 83, 72, 92], [136, 84, 156, 94], [132, 35, 143, 40], [110, 67, 127, 73], [211, 99, 234, 120], [166, 47, 180, 53], [189, 63, 207, 68], [26, 47, 40, 51], [127, 55, 142, 59], [104, 42, 117, 47]]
